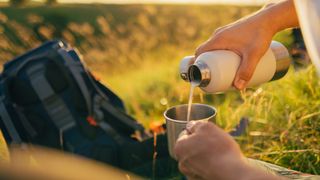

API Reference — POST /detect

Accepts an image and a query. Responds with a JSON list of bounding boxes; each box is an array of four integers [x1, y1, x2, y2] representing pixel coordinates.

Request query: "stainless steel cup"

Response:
[[164, 103, 217, 159]]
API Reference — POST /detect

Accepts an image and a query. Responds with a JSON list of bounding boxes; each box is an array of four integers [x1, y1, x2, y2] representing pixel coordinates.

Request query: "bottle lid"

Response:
[[179, 56, 195, 82]]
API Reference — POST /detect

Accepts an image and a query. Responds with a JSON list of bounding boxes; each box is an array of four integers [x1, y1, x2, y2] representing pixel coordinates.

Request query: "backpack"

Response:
[[0, 40, 177, 177]]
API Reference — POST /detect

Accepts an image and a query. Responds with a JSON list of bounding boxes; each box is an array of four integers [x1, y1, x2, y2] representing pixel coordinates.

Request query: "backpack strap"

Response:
[[0, 96, 22, 143], [13, 104, 37, 138], [97, 95, 144, 133], [57, 49, 144, 140], [27, 63, 76, 146], [58, 49, 93, 116], [98, 120, 125, 145]]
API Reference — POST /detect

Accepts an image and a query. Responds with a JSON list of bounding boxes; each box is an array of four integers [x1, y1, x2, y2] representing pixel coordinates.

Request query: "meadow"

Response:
[[0, 3, 319, 175]]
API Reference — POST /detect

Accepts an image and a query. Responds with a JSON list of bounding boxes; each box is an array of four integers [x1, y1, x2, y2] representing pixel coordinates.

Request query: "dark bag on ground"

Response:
[[0, 40, 177, 177]]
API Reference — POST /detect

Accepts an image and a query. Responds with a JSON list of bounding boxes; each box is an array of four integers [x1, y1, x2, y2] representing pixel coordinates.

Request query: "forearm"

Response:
[[205, 156, 284, 180], [238, 163, 285, 180], [259, 0, 299, 35]]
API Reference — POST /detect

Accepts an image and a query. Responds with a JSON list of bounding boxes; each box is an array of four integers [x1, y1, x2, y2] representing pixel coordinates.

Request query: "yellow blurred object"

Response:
[[0, 130, 9, 162], [0, 145, 142, 180]]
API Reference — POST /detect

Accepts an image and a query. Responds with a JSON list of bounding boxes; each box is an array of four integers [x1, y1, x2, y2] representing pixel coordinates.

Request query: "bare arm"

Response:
[[195, 0, 299, 90], [175, 121, 283, 180], [174, 2, 300, 179]]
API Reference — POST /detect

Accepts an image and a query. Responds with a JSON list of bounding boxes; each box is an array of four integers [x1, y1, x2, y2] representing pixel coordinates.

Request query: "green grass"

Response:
[[0, 3, 319, 176], [232, 66, 320, 174]]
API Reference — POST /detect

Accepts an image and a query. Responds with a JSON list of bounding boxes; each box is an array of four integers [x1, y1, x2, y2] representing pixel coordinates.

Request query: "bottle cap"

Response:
[[179, 56, 195, 82]]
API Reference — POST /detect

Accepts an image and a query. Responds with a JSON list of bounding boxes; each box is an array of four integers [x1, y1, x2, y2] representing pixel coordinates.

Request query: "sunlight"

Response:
[[60, 0, 271, 4], [0, 0, 280, 5]]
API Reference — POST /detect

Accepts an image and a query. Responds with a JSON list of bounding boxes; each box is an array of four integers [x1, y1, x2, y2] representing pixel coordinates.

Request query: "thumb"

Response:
[[233, 52, 261, 90], [195, 42, 211, 58], [195, 38, 221, 58], [186, 120, 215, 135]]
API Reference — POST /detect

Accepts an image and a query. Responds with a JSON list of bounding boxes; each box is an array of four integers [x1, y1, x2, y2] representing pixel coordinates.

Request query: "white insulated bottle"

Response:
[[180, 41, 291, 93]]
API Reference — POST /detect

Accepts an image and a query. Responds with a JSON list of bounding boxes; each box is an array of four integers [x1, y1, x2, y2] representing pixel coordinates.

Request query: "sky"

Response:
[[0, 0, 280, 5]]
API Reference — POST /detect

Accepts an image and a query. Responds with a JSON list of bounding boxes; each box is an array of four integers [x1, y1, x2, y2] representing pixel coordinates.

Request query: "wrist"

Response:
[[253, 6, 282, 37], [257, 0, 299, 35], [237, 160, 282, 180]]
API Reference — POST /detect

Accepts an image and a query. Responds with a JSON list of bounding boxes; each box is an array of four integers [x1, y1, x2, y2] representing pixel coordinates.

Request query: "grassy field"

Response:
[[0, 3, 319, 176]]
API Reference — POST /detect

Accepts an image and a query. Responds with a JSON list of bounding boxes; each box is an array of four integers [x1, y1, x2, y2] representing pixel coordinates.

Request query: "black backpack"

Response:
[[0, 40, 177, 177]]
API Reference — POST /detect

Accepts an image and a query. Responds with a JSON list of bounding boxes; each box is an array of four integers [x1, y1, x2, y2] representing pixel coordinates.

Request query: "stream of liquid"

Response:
[[187, 83, 197, 122]]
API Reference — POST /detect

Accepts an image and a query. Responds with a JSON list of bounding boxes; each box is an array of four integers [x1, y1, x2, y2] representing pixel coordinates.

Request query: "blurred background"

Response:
[[0, 0, 318, 175]]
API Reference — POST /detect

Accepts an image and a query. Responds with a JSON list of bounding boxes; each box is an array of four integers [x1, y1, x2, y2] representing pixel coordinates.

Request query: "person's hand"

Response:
[[174, 121, 280, 180], [174, 121, 246, 179], [195, 13, 274, 90], [195, 0, 298, 90]]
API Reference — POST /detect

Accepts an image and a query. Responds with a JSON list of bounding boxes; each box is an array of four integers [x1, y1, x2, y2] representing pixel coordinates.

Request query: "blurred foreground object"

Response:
[[0, 130, 9, 162], [0, 145, 141, 180], [294, 0, 320, 75]]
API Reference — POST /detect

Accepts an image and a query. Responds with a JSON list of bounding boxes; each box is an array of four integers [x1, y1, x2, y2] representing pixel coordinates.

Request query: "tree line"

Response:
[[10, 0, 57, 6]]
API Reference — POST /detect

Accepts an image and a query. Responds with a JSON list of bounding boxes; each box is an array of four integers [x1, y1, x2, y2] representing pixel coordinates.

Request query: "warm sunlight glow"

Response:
[[58, 0, 277, 5], [0, 0, 280, 5]]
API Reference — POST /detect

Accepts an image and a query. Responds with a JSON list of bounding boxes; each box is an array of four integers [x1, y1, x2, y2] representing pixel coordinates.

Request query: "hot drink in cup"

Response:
[[164, 103, 216, 159]]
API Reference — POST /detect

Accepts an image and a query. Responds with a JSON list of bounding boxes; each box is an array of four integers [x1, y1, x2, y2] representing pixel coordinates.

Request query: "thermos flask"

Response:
[[180, 41, 291, 93]]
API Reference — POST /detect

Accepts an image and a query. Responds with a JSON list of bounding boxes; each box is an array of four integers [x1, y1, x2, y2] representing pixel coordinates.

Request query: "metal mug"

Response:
[[164, 103, 217, 159]]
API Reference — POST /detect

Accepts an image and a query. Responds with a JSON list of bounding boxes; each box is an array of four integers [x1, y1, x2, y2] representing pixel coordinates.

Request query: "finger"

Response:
[[174, 132, 201, 161], [195, 26, 231, 58], [175, 122, 220, 160], [174, 137, 188, 161], [177, 130, 189, 140], [233, 52, 261, 90], [213, 27, 224, 35], [195, 42, 220, 58], [263, 2, 276, 8], [187, 175, 205, 180], [179, 160, 201, 179], [195, 33, 225, 57], [185, 121, 197, 134], [195, 42, 208, 58], [178, 161, 193, 176], [211, 24, 233, 39], [186, 120, 215, 134]]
